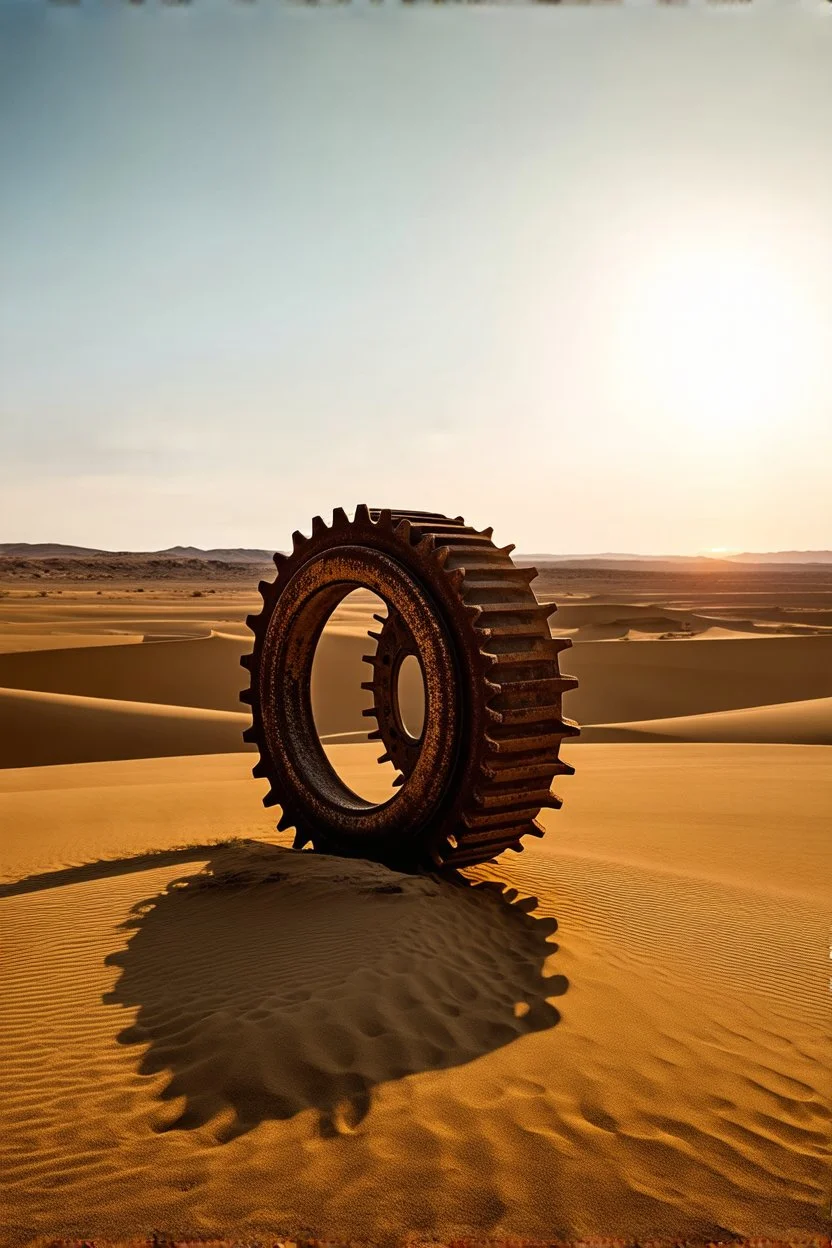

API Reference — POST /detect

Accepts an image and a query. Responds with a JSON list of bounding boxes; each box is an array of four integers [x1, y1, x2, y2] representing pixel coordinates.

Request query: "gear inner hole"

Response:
[[394, 653, 425, 742], [309, 588, 399, 804]]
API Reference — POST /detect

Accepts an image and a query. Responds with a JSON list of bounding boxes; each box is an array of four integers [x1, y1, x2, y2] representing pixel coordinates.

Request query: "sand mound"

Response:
[[583, 695, 832, 744]]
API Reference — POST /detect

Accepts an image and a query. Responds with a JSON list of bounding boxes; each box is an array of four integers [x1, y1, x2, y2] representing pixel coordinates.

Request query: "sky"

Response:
[[1, 0, 831, 555]]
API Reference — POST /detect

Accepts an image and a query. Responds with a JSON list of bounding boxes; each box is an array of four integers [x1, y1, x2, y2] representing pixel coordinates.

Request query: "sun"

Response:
[[622, 240, 811, 442]]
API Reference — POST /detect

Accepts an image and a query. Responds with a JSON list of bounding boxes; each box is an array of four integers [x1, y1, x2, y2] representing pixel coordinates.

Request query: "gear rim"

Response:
[[241, 506, 579, 870]]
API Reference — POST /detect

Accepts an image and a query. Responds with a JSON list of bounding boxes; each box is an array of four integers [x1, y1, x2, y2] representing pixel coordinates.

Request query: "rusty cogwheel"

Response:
[[241, 506, 579, 871]]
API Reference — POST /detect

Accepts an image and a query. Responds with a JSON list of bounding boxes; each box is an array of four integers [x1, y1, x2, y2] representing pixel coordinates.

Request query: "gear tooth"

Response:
[[367, 729, 382, 742], [499, 543, 516, 557], [262, 789, 281, 808], [480, 526, 494, 540], [465, 604, 483, 621], [277, 810, 294, 832], [394, 517, 413, 543], [372, 612, 387, 625], [354, 503, 371, 526], [257, 579, 272, 599], [378, 752, 391, 764], [446, 567, 464, 591], [239, 688, 253, 705], [418, 533, 436, 555], [485, 706, 502, 724], [332, 506, 349, 529], [434, 545, 450, 568], [245, 611, 262, 630], [391, 774, 405, 788], [376, 508, 393, 529], [542, 792, 564, 810], [361, 707, 377, 719], [484, 679, 501, 698], [453, 515, 465, 525], [509, 841, 524, 853], [367, 629, 382, 642], [293, 830, 312, 850], [291, 529, 307, 553], [251, 760, 268, 778], [273, 551, 288, 570], [545, 602, 558, 619], [240, 653, 253, 670], [360, 680, 375, 692], [528, 820, 545, 838], [361, 653, 378, 666], [242, 727, 257, 743], [311, 514, 327, 537]]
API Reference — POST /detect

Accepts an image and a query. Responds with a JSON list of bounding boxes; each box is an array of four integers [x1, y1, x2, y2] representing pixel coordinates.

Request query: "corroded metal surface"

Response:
[[241, 506, 578, 870]]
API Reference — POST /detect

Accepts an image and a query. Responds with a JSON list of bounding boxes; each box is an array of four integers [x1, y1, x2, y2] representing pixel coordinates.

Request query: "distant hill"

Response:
[[0, 543, 102, 557], [0, 543, 275, 563], [156, 546, 275, 563], [532, 551, 832, 567], [726, 551, 832, 565]]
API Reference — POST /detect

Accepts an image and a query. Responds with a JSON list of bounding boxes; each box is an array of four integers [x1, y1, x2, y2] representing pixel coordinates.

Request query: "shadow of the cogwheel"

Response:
[[103, 841, 567, 1141]]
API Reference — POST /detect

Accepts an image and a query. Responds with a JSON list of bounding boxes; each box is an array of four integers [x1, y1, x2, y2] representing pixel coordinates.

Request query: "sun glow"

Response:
[[622, 241, 814, 441]]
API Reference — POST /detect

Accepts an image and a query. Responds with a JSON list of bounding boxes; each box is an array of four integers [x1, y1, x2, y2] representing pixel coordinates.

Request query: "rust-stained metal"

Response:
[[241, 506, 579, 871]]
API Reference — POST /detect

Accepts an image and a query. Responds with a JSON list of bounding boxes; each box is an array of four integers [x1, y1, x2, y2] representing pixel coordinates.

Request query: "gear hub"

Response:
[[241, 506, 578, 871]]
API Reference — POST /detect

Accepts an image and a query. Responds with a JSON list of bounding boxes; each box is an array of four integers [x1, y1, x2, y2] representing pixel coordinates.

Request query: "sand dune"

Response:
[[0, 633, 250, 712], [0, 631, 146, 655], [1, 744, 828, 1243], [565, 633, 832, 723], [0, 630, 377, 739], [583, 695, 832, 744], [3, 628, 832, 746], [0, 685, 253, 768], [548, 600, 802, 641]]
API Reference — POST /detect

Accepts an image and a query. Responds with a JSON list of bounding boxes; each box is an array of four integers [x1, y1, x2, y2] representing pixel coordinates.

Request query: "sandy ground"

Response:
[[1, 577, 830, 1244]]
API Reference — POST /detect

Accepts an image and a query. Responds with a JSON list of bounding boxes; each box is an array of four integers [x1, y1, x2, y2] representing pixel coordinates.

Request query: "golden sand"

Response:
[[0, 583, 829, 1244]]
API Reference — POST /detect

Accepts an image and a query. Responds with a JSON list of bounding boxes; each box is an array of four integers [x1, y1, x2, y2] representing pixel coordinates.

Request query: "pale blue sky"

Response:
[[2, 0, 831, 553]]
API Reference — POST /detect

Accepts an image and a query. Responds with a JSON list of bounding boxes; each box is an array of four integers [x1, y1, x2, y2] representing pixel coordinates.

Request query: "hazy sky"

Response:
[[2, 0, 831, 554]]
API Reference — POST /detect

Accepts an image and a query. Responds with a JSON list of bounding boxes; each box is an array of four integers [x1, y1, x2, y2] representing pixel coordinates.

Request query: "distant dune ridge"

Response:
[[0, 567, 829, 1242], [3, 541, 832, 563]]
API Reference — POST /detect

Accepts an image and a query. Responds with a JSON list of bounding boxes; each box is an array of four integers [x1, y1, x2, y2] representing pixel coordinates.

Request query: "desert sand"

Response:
[[1, 565, 830, 1244]]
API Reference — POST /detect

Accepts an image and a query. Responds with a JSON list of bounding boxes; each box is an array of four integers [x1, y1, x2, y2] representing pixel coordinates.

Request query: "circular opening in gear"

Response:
[[310, 589, 398, 803], [396, 654, 425, 741]]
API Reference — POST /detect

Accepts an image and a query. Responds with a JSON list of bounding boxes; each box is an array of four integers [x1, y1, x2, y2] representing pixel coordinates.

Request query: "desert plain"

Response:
[[1, 552, 830, 1245]]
